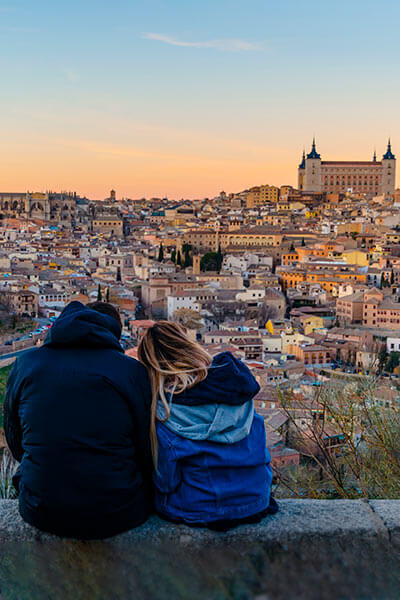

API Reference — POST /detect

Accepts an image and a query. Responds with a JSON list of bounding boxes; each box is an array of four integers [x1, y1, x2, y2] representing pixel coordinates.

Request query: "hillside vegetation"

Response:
[[0, 364, 12, 428]]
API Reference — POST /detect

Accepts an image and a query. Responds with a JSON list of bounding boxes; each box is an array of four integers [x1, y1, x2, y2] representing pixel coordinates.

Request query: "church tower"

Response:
[[193, 254, 201, 275], [381, 139, 396, 195]]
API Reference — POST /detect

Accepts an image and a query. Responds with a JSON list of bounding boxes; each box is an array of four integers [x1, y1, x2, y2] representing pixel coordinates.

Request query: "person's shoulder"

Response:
[[14, 346, 45, 368], [117, 352, 148, 374], [212, 350, 234, 362], [114, 352, 151, 396]]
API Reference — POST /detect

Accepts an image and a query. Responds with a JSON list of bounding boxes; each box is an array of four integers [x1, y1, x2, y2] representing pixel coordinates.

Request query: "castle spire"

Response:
[[383, 138, 395, 160], [307, 137, 320, 160], [373, 149, 376, 162]]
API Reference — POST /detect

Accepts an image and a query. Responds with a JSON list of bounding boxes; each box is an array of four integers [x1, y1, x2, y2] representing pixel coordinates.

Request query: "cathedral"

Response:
[[0, 191, 88, 226], [298, 139, 396, 196]]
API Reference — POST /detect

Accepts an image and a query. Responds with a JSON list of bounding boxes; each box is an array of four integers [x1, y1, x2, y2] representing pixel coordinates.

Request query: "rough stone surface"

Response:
[[0, 499, 399, 599], [369, 499, 400, 545]]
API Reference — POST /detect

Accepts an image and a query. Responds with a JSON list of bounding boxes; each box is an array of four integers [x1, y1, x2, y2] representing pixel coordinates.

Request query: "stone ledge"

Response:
[[0, 499, 399, 600]]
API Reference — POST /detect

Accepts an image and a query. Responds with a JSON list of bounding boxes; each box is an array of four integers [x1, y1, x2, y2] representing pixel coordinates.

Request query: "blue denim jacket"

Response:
[[154, 352, 273, 524]]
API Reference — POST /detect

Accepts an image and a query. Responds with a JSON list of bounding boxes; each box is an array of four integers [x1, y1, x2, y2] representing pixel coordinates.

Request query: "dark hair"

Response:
[[87, 301, 122, 334]]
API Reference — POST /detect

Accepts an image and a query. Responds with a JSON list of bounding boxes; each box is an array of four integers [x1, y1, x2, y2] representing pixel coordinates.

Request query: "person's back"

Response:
[[4, 301, 153, 539], [137, 321, 277, 530]]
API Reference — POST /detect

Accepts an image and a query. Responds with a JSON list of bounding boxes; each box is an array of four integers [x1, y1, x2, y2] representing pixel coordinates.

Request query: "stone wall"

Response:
[[0, 499, 400, 600]]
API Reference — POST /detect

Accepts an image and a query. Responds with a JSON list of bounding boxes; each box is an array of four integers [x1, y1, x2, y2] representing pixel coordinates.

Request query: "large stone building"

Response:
[[0, 289, 38, 317], [298, 139, 396, 196], [0, 191, 87, 226], [246, 185, 280, 208]]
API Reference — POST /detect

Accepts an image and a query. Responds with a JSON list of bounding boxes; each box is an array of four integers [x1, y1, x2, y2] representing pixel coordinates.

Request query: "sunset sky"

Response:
[[1, 0, 399, 199]]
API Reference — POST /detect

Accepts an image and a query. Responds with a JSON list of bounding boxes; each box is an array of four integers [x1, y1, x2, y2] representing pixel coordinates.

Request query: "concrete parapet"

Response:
[[0, 499, 399, 599]]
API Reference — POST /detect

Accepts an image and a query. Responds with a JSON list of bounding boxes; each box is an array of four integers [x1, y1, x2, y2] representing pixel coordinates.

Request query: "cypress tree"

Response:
[[97, 284, 102, 301], [184, 246, 192, 268], [217, 244, 223, 272]]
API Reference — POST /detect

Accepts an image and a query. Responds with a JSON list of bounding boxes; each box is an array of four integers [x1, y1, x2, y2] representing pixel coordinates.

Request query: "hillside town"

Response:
[[1, 140, 400, 476]]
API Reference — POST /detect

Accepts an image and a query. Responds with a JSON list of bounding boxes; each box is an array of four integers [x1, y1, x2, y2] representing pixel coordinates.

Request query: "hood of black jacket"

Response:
[[172, 351, 260, 406], [44, 301, 123, 351]]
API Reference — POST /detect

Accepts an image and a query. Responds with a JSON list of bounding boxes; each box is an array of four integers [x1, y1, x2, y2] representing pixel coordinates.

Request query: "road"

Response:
[[0, 347, 36, 361], [0, 347, 38, 369]]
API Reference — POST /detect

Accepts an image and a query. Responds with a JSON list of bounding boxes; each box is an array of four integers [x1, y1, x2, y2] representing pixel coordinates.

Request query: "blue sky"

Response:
[[0, 0, 399, 198]]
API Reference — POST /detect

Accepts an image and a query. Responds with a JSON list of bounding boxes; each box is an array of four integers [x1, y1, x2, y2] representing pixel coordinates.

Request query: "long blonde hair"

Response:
[[137, 321, 212, 468]]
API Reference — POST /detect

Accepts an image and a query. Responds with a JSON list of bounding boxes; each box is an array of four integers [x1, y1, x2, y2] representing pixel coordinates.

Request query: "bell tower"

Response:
[[193, 254, 201, 275]]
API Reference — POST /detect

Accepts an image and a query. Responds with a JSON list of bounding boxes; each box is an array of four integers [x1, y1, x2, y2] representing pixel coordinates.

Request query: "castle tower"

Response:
[[193, 254, 201, 275], [298, 150, 306, 190], [381, 139, 396, 195], [303, 138, 322, 192]]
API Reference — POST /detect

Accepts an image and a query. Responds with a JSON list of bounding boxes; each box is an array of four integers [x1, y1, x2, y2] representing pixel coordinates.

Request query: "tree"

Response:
[[258, 302, 279, 327], [276, 382, 400, 500], [290, 243, 295, 253], [301, 238, 306, 246], [158, 243, 164, 262], [176, 250, 182, 267], [200, 252, 220, 272], [391, 270, 395, 285], [171, 249, 176, 263], [382, 276, 390, 288], [346, 349, 354, 367], [105, 287, 110, 302], [216, 244, 223, 272], [116, 266, 122, 282], [97, 284, 102, 301], [378, 346, 388, 372], [183, 245, 192, 268], [182, 243, 192, 254], [173, 308, 203, 331], [386, 352, 400, 373]]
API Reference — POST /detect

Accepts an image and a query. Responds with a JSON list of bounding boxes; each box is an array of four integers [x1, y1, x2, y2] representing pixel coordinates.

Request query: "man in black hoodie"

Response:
[[3, 301, 153, 539]]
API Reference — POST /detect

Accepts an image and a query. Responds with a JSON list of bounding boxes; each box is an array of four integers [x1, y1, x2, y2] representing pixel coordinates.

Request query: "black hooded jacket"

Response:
[[4, 302, 153, 539]]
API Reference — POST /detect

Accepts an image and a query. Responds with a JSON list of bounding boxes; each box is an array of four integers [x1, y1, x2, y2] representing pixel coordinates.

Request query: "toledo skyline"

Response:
[[1, 0, 399, 198]]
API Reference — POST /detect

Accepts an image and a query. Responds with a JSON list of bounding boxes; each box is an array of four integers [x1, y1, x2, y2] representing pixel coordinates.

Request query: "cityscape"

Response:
[[1, 1, 400, 597], [0, 138, 399, 483]]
